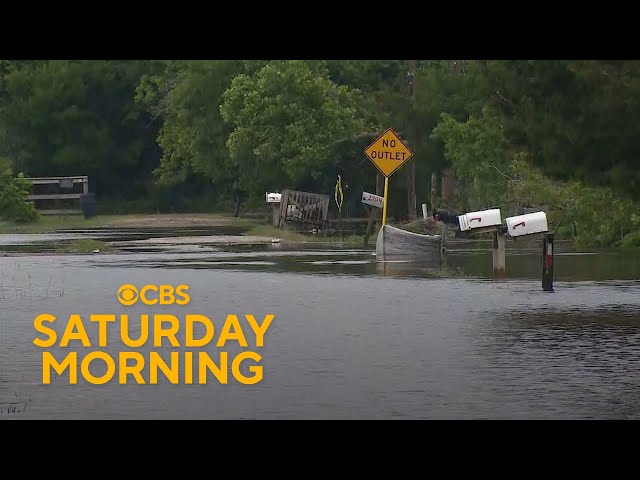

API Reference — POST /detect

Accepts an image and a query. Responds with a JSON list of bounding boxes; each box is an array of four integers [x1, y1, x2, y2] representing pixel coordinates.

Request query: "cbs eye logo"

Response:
[[117, 284, 139, 306], [117, 284, 190, 306]]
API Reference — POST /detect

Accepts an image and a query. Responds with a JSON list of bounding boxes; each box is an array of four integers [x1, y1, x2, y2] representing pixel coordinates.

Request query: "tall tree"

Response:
[[1, 60, 165, 199], [220, 60, 368, 201]]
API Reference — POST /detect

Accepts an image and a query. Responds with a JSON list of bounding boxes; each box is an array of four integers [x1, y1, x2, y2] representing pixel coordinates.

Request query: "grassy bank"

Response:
[[60, 239, 110, 254], [0, 215, 120, 234], [246, 224, 377, 248], [0, 213, 256, 234], [0, 212, 378, 248]]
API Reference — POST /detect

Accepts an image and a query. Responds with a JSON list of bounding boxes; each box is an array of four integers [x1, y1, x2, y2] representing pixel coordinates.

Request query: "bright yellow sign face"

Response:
[[364, 128, 414, 178]]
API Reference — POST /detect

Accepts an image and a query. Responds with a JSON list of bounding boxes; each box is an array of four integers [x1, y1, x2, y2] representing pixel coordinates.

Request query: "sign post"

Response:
[[364, 128, 414, 225], [382, 178, 390, 225]]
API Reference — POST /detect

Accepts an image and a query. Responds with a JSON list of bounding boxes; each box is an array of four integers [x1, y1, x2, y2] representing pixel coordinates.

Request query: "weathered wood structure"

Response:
[[25, 176, 92, 216], [277, 190, 329, 230]]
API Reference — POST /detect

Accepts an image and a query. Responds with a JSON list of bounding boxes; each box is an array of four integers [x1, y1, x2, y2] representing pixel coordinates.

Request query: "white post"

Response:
[[422, 203, 428, 219]]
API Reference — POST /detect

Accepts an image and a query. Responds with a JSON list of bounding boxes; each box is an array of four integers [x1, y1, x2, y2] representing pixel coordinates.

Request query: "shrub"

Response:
[[0, 168, 39, 223]]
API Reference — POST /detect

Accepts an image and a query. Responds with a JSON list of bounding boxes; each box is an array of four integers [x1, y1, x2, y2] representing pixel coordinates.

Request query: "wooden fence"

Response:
[[277, 190, 330, 229], [25, 176, 89, 215]]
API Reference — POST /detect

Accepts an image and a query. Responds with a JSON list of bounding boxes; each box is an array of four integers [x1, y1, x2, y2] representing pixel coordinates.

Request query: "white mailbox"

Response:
[[457, 208, 502, 232], [266, 192, 282, 203], [505, 211, 548, 237]]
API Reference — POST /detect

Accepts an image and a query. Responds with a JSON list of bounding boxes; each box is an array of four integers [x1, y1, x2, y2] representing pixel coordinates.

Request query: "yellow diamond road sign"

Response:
[[364, 128, 413, 178]]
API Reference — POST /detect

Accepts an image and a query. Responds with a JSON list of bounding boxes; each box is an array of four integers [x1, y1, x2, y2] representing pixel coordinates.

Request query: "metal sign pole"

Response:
[[382, 177, 389, 226]]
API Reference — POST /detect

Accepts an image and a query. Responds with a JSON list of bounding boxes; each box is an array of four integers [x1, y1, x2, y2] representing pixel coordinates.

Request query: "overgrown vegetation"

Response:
[[61, 239, 108, 254], [1, 60, 639, 247], [0, 163, 38, 223], [246, 224, 377, 247]]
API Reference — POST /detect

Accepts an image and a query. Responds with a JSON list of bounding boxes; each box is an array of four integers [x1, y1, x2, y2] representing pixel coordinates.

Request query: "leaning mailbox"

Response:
[[457, 208, 502, 232], [506, 211, 548, 237]]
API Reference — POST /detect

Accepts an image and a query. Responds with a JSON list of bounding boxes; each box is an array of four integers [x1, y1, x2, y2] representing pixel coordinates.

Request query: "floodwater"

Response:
[[0, 229, 638, 419]]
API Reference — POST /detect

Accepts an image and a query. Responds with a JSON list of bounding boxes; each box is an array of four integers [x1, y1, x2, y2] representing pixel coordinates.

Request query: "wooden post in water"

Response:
[[492, 229, 506, 279], [363, 205, 376, 247], [440, 223, 449, 255], [542, 233, 555, 292], [271, 204, 280, 227], [364, 173, 382, 246]]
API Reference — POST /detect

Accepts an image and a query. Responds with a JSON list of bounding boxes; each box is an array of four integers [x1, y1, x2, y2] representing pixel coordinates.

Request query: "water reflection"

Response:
[[462, 306, 640, 420], [1, 232, 639, 419], [63, 245, 640, 282]]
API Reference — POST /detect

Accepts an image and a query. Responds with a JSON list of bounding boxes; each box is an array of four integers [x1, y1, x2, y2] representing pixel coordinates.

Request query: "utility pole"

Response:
[[406, 60, 417, 221]]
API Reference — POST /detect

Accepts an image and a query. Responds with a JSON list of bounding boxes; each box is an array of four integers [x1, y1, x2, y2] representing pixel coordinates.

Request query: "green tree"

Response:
[[1, 60, 165, 200], [475, 60, 640, 201], [0, 165, 38, 223], [220, 60, 367, 202]]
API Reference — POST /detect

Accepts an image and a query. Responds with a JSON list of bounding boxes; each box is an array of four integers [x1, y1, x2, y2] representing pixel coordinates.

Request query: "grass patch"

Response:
[[246, 223, 377, 248], [0, 212, 259, 234], [0, 215, 121, 234], [60, 239, 110, 254], [246, 224, 312, 242]]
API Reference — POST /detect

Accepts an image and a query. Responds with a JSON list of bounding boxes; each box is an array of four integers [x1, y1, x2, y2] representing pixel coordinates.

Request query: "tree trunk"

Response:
[[406, 161, 417, 221], [441, 166, 456, 208], [430, 171, 438, 215], [233, 191, 241, 217]]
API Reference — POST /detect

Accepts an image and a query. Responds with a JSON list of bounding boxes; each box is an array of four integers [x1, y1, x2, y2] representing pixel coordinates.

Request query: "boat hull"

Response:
[[375, 224, 443, 263]]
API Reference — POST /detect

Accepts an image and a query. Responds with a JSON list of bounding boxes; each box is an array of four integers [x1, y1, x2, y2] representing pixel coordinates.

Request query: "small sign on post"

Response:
[[361, 191, 384, 209]]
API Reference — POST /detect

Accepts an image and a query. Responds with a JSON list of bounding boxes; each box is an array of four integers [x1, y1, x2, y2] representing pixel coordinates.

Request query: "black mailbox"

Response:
[[433, 209, 462, 228], [79, 193, 96, 219]]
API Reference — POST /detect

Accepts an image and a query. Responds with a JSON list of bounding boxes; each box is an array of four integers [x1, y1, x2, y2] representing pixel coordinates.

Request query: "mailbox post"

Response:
[[454, 208, 505, 278], [542, 233, 555, 292], [265, 192, 282, 227], [506, 211, 555, 291], [492, 228, 506, 279]]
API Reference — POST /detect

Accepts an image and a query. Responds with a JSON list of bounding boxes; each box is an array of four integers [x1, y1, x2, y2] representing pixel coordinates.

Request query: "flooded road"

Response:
[[1, 237, 638, 419]]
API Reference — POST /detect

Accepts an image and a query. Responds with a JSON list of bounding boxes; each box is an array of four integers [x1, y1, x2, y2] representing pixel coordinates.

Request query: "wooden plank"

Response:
[[276, 189, 330, 227], [322, 197, 329, 223], [27, 193, 83, 200], [26, 176, 88, 184], [278, 190, 290, 229]]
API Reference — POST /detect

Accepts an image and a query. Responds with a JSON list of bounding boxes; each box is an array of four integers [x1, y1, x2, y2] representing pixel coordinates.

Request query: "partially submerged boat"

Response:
[[374, 208, 507, 263], [375, 224, 443, 263]]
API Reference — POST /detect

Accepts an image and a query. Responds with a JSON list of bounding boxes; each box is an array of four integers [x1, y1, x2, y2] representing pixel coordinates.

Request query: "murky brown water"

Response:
[[1, 239, 638, 419]]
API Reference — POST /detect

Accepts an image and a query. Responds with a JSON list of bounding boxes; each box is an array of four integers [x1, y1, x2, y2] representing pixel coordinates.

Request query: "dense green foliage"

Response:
[[1, 59, 639, 246], [0, 160, 38, 222]]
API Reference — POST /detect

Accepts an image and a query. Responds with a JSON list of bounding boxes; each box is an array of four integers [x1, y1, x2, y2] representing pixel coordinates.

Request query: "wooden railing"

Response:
[[277, 190, 329, 229], [25, 176, 90, 215]]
